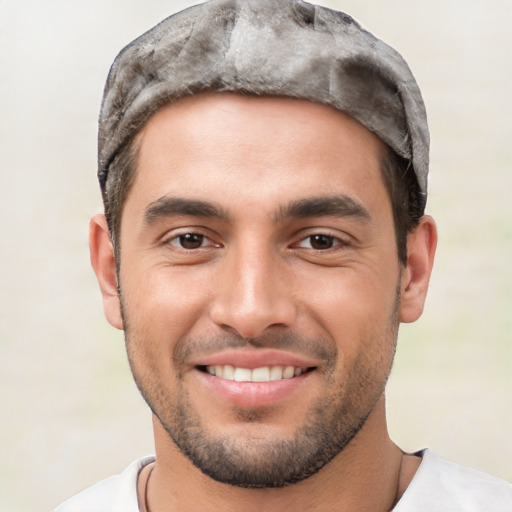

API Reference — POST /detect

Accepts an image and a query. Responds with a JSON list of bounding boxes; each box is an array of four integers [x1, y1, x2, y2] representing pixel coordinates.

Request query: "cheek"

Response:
[[304, 266, 397, 330], [120, 263, 214, 341], [300, 265, 400, 377]]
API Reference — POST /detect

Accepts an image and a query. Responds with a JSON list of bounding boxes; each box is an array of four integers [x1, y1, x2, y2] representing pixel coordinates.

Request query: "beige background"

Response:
[[0, 1, 511, 510]]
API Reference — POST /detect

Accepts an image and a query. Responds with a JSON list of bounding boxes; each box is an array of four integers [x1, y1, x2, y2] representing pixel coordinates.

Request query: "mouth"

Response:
[[191, 349, 320, 408], [197, 364, 316, 382]]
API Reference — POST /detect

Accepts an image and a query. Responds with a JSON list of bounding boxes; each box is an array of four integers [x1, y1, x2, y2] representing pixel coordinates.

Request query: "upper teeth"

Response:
[[206, 365, 304, 382]]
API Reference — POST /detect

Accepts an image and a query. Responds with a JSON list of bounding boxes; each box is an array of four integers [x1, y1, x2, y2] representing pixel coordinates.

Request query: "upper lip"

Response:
[[191, 349, 320, 370]]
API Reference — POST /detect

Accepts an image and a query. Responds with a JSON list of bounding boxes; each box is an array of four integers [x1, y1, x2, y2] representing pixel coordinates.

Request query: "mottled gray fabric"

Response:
[[98, 0, 429, 204]]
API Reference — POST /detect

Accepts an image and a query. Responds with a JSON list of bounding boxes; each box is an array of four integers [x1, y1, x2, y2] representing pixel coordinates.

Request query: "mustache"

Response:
[[174, 332, 336, 364]]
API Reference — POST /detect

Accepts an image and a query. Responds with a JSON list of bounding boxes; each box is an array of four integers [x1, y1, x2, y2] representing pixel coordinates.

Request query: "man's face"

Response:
[[117, 94, 404, 487]]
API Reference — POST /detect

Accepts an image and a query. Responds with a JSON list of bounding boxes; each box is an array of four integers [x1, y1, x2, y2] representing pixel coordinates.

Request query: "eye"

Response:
[[296, 234, 342, 250], [168, 233, 211, 250]]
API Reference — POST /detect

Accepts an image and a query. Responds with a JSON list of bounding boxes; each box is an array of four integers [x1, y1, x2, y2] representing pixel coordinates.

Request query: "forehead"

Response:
[[127, 93, 389, 216], [138, 92, 385, 148]]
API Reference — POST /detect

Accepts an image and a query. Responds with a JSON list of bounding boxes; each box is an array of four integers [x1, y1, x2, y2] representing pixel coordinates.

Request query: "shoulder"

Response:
[[53, 455, 155, 512], [395, 449, 512, 512]]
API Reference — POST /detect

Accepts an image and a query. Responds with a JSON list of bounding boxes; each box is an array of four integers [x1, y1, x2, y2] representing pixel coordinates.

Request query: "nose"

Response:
[[209, 245, 297, 339]]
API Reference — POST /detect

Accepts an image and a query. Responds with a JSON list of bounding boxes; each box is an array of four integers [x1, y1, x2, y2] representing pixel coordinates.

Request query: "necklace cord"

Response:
[[142, 455, 404, 511]]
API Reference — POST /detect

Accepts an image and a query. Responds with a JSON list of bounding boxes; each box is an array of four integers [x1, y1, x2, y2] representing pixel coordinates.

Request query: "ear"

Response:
[[89, 214, 123, 330], [399, 215, 437, 323]]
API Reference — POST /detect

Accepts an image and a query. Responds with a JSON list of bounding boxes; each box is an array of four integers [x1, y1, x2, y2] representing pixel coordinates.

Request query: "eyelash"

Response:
[[294, 233, 349, 251], [164, 231, 220, 250], [163, 231, 348, 252]]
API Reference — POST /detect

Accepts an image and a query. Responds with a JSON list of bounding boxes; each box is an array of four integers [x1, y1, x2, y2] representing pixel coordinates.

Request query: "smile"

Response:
[[202, 365, 313, 382]]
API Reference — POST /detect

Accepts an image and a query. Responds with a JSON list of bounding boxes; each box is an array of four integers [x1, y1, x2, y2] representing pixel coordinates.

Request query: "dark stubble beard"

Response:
[[122, 287, 401, 488]]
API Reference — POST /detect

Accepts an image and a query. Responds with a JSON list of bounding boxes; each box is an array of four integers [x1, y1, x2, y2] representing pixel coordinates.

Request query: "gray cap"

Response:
[[99, 0, 429, 205]]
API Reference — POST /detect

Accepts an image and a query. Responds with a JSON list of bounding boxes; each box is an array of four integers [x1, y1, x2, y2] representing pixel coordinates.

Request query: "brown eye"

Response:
[[298, 233, 342, 251], [175, 233, 205, 249], [296, 234, 342, 250], [308, 234, 335, 250]]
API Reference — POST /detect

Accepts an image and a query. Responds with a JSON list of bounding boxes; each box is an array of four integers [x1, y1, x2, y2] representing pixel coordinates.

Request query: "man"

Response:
[[55, 0, 512, 510]]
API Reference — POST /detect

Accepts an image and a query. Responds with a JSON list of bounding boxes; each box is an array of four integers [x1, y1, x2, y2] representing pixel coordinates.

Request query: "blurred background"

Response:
[[0, 0, 510, 510]]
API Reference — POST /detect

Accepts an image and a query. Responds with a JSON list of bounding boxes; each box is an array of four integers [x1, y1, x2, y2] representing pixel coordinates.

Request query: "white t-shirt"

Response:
[[54, 449, 512, 511]]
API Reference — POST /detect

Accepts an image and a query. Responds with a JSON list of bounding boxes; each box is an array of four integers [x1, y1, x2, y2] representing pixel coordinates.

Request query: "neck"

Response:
[[145, 397, 416, 512]]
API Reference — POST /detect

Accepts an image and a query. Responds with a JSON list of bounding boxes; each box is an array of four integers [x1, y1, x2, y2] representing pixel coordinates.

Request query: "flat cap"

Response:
[[99, 0, 429, 204]]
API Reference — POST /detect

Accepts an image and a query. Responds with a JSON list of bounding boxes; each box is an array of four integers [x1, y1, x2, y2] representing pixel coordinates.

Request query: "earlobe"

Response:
[[399, 215, 438, 323], [89, 214, 124, 330]]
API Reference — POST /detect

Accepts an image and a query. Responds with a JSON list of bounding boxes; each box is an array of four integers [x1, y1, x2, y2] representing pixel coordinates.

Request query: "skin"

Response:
[[90, 93, 437, 511]]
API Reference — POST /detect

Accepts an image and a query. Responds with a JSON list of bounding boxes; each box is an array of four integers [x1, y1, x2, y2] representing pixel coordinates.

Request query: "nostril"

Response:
[[208, 276, 298, 338]]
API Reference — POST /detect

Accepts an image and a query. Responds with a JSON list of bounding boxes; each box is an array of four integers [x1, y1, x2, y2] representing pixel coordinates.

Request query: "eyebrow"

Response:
[[143, 194, 371, 226], [275, 195, 372, 223], [144, 196, 229, 224]]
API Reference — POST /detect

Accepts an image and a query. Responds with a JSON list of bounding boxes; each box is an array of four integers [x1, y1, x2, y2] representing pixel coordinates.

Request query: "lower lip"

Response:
[[195, 369, 312, 408]]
